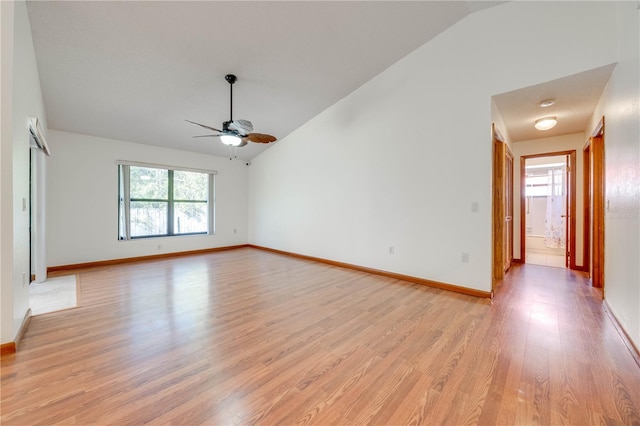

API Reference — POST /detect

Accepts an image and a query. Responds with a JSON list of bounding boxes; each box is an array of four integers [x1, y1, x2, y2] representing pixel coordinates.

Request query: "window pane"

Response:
[[174, 202, 207, 234], [130, 167, 168, 200], [526, 175, 549, 186], [119, 163, 213, 240], [525, 175, 550, 197], [526, 187, 549, 197], [130, 201, 168, 237], [174, 170, 208, 201]]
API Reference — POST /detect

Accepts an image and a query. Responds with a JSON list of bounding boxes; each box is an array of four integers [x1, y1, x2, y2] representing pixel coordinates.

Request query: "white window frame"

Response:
[[117, 161, 216, 240]]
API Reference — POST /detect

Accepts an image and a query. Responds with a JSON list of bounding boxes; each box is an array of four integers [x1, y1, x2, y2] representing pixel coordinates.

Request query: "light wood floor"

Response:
[[2, 248, 639, 425]]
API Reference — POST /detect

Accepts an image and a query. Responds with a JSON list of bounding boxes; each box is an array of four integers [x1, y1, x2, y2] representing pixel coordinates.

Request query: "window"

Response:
[[118, 162, 215, 240], [525, 167, 566, 198], [525, 174, 551, 197]]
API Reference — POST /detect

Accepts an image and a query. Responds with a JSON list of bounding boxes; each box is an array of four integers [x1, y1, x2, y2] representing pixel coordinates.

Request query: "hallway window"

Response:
[[118, 163, 216, 240]]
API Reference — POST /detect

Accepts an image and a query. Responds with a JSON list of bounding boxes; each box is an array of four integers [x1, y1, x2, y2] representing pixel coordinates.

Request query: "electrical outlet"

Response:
[[462, 253, 469, 263], [157, 244, 162, 251], [471, 202, 479, 213], [388, 246, 395, 255], [233, 228, 237, 234]]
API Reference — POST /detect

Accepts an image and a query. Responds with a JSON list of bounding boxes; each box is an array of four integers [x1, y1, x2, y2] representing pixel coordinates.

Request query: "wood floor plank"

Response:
[[2, 248, 640, 425]]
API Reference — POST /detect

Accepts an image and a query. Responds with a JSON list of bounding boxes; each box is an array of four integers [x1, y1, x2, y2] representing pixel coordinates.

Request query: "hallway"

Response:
[[493, 263, 640, 423]]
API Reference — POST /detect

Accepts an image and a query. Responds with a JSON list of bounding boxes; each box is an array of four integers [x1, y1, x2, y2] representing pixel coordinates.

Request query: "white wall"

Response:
[[586, 2, 640, 348], [512, 133, 586, 266], [1, 0, 48, 344], [46, 130, 249, 266], [0, 0, 16, 344], [248, 1, 619, 292]]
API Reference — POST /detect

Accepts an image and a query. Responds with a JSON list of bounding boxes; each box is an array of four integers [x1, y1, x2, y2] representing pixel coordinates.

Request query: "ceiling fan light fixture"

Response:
[[534, 116, 557, 131], [220, 134, 243, 146]]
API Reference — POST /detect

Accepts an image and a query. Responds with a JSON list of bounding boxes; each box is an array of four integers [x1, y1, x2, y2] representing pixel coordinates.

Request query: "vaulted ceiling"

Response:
[[27, 1, 504, 160]]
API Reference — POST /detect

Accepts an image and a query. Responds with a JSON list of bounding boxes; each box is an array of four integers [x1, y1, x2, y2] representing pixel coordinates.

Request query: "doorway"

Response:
[[520, 150, 577, 269], [584, 117, 605, 288], [523, 155, 567, 267], [28, 117, 50, 284], [492, 124, 514, 285]]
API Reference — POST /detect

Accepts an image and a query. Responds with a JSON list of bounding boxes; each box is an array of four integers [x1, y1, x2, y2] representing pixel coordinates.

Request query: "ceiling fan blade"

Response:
[[185, 119, 222, 133], [245, 133, 277, 144], [193, 134, 221, 138]]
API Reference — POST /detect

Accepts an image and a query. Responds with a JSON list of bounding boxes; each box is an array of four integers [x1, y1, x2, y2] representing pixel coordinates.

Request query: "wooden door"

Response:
[[504, 149, 514, 272], [567, 151, 577, 270], [564, 153, 575, 268], [591, 134, 605, 288], [583, 142, 591, 275], [492, 124, 506, 284]]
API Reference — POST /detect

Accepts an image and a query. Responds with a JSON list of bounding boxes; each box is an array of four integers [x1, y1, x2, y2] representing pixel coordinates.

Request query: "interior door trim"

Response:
[[492, 124, 506, 286], [505, 147, 514, 273], [589, 116, 605, 288], [583, 141, 591, 274], [520, 150, 577, 270]]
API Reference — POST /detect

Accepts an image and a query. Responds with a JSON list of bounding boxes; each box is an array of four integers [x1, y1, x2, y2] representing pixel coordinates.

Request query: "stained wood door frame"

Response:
[[586, 116, 605, 288], [583, 142, 591, 274], [505, 147, 514, 273], [492, 124, 510, 286], [519, 150, 577, 270]]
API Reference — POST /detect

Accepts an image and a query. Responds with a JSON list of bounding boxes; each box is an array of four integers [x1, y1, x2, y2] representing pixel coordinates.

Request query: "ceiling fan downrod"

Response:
[[225, 74, 237, 122]]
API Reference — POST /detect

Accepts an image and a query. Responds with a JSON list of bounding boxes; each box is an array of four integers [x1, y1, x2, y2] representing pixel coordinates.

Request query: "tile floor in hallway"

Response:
[[525, 251, 566, 268]]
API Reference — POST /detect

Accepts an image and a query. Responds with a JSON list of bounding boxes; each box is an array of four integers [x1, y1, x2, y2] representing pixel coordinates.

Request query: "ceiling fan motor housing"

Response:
[[228, 119, 254, 136]]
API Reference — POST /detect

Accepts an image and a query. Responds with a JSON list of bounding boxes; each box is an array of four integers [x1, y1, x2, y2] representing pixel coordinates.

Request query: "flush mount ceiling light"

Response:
[[539, 99, 556, 108], [534, 116, 557, 131]]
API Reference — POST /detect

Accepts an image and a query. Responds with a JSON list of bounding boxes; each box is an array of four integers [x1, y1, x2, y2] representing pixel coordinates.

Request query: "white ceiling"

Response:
[[492, 64, 616, 143], [26, 1, 505, 161]]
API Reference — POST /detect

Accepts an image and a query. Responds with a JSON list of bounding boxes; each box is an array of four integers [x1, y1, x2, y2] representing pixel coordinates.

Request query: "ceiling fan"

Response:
[[186, 74, 276, 148]]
